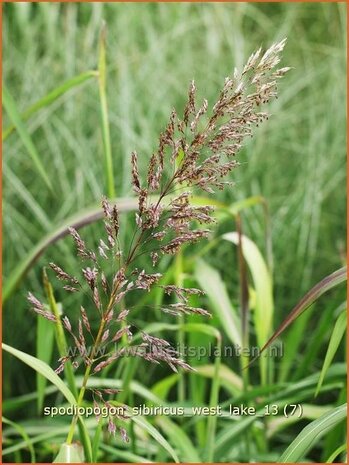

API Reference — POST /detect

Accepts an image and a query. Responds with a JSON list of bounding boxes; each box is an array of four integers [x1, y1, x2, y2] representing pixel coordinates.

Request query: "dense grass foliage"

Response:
[[3, 3, 346, 463]]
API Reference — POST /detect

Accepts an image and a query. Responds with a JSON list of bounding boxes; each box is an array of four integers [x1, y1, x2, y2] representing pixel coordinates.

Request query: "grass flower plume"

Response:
[[27, 39, 289, 443]]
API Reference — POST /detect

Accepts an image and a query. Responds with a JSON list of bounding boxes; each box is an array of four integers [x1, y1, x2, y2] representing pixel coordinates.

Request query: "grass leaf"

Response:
[[91, 421, 103, 463], [194, 259, 241, 346], [100, 444, 154, 463], [131, 415, 179, 463], [195, 364, 242, 395], [3, 416, 36, 463], [2, 423, 85, 457], [2, 86, 53, 191], [156, 417, 201, 462], [3, 343, 76, 405], [223, 231, 273, 384], [3, 343, 93, 462], [36, 312, 55, 414], [3, 71, 97, 141], [98, 21, 115, 198], [223, 232, 274, 351], [280, 404, 347, 462], [325, 443, 347, 463], [252, 266, 347, 362], [315, 309, 347, 396], [151, 374, 178, 400], [179, 323, 222, 462]]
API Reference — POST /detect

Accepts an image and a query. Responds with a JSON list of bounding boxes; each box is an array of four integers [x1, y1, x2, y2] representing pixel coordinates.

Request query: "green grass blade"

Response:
[[3, 343, 76, 405], [2, 86, 53, 191], [227, 195, 266, 216], [2, 423, 77, 457], [36, 312, 55, 414], [267, 404, 334, 438], [280, 404, 347, 462], [3, 71, 97, 141], [194, 259, 241, 346], [179, 323, 222, 462], [156, 417, 201, 462], [151, 374, 178, 400], [252, 266, 347, 362], [99, 444, 154, 463], [315, 309, 347, 396], [325, 443, 347, 463], [205, 340, 221, 462], [195, 364, 242, 396], [223, 231, 273, 384], [322, 385, 347, 461], [214, 364, 345, 457], [131, 415, 179, 463], [91, 421, 103, 463], [151, 362, 242, 400], [223, 232, 274, 351], [181, 322, 221, 341], [3, 343, 93, 462], [3, 416, 36, 463], [235, 215, 250, 389], [289, 303, 333, 381], [98, 22, 115, 198]]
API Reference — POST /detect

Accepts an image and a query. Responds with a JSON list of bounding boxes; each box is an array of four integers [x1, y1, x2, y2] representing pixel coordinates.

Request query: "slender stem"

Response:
[[66, 320, 106, 444], [98, 22, 115, 199], [236, 214, 251, 460], [66, 265, 125, 444], [175, 252, 185, 407], [43, 269, 78, 397], [205, 337, 221, 462], [236, 214, 250, 389]]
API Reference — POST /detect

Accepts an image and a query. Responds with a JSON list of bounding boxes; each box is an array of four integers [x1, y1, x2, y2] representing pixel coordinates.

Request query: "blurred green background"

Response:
[[2, 2, 346, 463]]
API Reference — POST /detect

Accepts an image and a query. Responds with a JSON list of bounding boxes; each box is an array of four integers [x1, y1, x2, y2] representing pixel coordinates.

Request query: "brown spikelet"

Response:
[[102, 196, 112, 219], [162, 303, 211, 317], [62, 316, 72, 332], [63, 285, 79, 293], [147, 153, 160, 190], [111, 205, 120, 237], [101, 329, 110, 343], [108, 419, 116, 436], [184, 80, 196, 125], [93, 349, 125, 372], [101, 272, 109, 293], [27, 292, 56, 322], [93, 287, 101, 310], [117, 308, 129, 322], [55, 356, 70, 375], [112, 325, 131, 342], [190, 99, 208, 133], [131, 151, 141, 192], [80, 306, 91, 333], [119, 427, 129, 443], [49, 263, 79, 285], [82, 267, 98, 290], [69, 227, 88, 258]]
